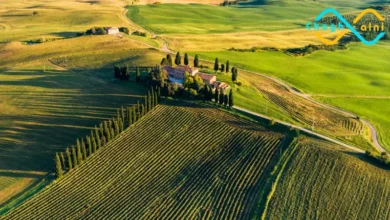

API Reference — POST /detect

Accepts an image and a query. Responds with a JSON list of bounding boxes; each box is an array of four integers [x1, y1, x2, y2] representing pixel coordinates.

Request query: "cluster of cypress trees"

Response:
[[55, 87, 161, 178], [114, 66, 141, 82], [214, 89, 234, 107]]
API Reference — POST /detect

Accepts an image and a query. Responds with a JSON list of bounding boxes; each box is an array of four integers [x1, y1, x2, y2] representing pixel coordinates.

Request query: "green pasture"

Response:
[[193, 42, 390, 96], [127, 1, 368, 34]]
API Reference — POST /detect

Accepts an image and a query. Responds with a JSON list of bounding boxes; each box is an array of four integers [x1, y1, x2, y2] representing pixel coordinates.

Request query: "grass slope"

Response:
[[0, 35, 165, 205], [264, 139, 390, 220], [4, 101, 288, 218], [194, 43, 390, 96], [127, 1, 371, 50], [317, 97, 390, 152]]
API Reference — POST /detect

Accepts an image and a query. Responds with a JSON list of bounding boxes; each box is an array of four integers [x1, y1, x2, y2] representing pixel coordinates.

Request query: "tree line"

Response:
[[55, 87, 161, 178], [114, 65, 142, 82]]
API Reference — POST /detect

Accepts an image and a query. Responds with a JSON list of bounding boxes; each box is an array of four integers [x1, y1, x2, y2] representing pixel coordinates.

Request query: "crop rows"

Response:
[[260, 89, 363, 135], [265, 141, 390, 220], [342, 118, 363, 135], [5, 103, 284, 219]]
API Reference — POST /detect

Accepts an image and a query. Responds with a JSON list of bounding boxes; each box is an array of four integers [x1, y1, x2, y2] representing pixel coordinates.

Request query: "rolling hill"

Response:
[[4, 100, 389, 219]]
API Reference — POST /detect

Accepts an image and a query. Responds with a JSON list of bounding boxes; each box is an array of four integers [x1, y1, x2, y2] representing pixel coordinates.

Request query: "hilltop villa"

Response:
[[162, 65, 228, 92]]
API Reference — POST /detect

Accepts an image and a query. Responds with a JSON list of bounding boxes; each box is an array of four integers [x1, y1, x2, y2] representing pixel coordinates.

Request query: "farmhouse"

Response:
[[197, 72, 216, 85], [106, 27, 119, 35], [163, 65, 229, 92]]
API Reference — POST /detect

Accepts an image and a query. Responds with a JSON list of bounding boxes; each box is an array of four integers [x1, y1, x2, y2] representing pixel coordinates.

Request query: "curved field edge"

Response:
[[263, 139, 390, 220], [3, 100, 291, 218], [316, 97, 390, 152]]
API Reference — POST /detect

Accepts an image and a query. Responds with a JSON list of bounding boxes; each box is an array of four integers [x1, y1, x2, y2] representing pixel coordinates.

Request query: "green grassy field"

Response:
[[126, 1, 375, 50], [127, 2, 366, 34], [264, 139, 390, 219], [317, 97, 390, 152], [193, 43, 390, 96], [3, 101, 290, 218]]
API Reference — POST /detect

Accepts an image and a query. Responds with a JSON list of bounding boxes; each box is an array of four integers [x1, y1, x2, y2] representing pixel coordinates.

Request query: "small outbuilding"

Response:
[[106, 27, 120, 35]]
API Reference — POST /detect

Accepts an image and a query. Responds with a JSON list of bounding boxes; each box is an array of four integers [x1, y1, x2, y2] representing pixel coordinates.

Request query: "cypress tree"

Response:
[[214, 58, 219, 72], [114, 66, 121, 78], [219, 92, 224, 105], [229, 89, 234, 107], [141, 104, 145, 116], [119, 118, 124, 132], [110, 127, 115, 139], [221, 64, 225, 72], [121, 106, 125, 123], [203, 84, 208, 102], [81, 139, 87, 160], [184, 53, 189, 65], [72, 146, 78, 168], [224, 94, 228, 106], [55, 153, 63, 179], [87, 136, 92, 156], [137, 101, 140, 116], [194, 54, 199, 67], [136, 66, 141, 82], [76, 139, 81, 156], [167, 54, 173, 66], [77, 143, 83, 164], [147, 92, 151, 112], [151, 87, 155, 108], [155, 91, 158, 106], [157, 86, 161, 102], [226, 60, 230, 73], [95, 127, 101, 149], [215, 87, 219, 104], [114, 120, 120, 136], [60, 152, 66, 170], [66, 147, 72, 170], [117, 109, 121, 122], [144, 96, 148, 113], [110, 120, 115, 137], [160, 57, 168, 66], [133, 106, 137, 122], [105, 125, 111, 142], [175, 52, 181, 65], [99, 124, 104, 138], [101, 136, 107, 146], [128, 108, 133, 126], [91, 132, 97, 153]]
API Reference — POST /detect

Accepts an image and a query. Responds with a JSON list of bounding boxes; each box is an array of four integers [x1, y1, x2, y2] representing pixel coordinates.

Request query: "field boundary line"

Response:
[[233, 106, 365, 153]]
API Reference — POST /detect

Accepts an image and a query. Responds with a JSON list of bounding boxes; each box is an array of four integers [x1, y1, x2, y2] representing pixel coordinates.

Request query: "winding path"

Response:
[[119, 4, 388, 155]]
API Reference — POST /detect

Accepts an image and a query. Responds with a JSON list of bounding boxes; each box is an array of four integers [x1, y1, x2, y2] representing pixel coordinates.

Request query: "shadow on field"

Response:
[[342, 151, 390, 171], [0, 69, 144, 175], [50, 32, 78, 38], [0, 171, 45, 179]]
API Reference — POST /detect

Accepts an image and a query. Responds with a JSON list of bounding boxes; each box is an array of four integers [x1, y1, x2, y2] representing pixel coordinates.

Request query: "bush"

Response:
[[76, 32, 85, 37], [33, 11, 39, 16], [119, 27, 129, 35], [37, 37, 47, 43], [132, 31, 147, 37]]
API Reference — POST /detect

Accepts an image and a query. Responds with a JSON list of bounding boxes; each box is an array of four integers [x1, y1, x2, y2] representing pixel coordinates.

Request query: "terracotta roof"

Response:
[[176, 65, 198, 73], [197, 72, 216, 81]]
